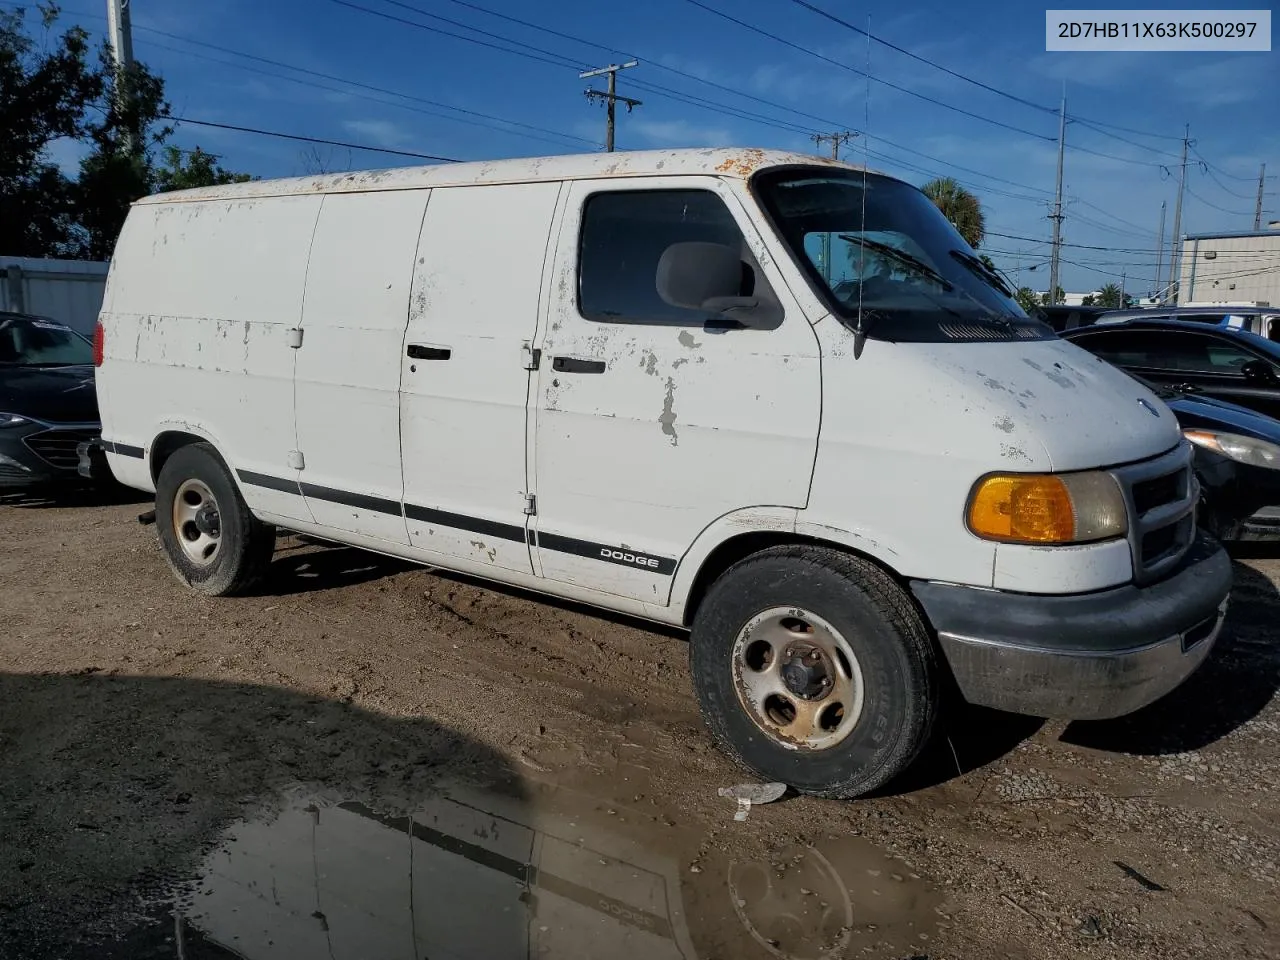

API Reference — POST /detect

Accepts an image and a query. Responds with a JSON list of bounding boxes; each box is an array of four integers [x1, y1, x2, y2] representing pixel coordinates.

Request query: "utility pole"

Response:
[[812, 131, 857, 160], [581, 61, 641, 152], [106, 0, 135, 151], [812, 131, 857, 281], [1255, 163, 1267, 230], [1166, 124, 1191, 305], [1047, 95, 1066, 307], [1154, 200, 1166, 302], [1120, 269, 1126, 307]]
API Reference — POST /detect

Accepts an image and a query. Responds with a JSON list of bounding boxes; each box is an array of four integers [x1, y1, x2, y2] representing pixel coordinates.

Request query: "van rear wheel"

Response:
[[689, 545, 940, 799], [155, 443, 275, 596]]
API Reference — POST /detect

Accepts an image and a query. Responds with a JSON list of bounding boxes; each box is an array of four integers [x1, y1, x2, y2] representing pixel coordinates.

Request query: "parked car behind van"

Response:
[[0, 311, 100, 488], [1063, 319, 1280, 420], [89, 149, 1232, 798]]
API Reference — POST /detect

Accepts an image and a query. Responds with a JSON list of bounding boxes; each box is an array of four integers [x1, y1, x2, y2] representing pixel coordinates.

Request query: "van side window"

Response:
[[578, 190, 764, 326]]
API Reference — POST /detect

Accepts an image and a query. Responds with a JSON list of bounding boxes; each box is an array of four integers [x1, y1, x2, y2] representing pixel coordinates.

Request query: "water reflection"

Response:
[[163, 783, 940, 960]]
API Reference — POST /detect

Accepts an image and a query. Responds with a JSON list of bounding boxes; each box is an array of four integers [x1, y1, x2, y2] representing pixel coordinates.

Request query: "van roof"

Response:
[[135, 147, 880, 205]]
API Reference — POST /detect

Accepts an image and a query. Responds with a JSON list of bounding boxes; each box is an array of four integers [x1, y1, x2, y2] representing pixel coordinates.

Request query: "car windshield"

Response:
[[0, 315, 93, 366], [752, 168, 1050, 343]]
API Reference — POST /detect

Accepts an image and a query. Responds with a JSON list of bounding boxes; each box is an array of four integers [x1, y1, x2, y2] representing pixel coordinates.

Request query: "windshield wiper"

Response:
[[838, 235, 953, 292], [948, 249, 1013, 298]]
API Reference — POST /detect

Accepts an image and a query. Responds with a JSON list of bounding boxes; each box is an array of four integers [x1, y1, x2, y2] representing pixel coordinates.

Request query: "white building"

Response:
[[1178, 229, 1280, 306]]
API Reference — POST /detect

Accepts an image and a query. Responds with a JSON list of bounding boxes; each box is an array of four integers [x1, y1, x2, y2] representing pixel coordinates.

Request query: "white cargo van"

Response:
[[91, 149, 1232, 797]]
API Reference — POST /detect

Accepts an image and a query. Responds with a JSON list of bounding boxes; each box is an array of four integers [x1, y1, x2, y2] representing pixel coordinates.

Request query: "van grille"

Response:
[[1108, 442, 1197, 584], [23, 429, 100, 471]]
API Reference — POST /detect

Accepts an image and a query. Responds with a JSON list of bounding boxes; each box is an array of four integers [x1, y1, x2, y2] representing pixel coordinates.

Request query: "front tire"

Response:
[[155, 443, 275, 596], [689, 545, 940, 799]]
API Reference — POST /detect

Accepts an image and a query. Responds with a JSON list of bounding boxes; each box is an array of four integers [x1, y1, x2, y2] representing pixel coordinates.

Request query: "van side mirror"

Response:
[[656, 241, 769, 327], [1241, 359, 1278, 383]]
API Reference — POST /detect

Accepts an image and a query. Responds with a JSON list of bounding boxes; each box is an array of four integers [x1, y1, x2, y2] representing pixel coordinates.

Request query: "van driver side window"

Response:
[[578, 189, 773, 326]]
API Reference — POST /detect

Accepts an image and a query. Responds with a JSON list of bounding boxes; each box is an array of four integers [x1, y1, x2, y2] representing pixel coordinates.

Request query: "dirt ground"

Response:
[[1, 487, 1277, 960]]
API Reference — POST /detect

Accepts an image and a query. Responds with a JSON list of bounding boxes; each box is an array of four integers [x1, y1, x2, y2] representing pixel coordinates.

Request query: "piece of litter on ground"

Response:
[[718, 782, 787, 804], [734, 798, 752, 821]]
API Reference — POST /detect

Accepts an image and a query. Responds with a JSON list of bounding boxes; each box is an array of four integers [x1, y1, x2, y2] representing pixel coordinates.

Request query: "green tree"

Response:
[[1, 4, 253, 259], [1081, 294, 1096, 306], [1014, 287, 1040, 313], [153, 145, 253, 193], [1095, 283, 1124, 308], [1040, 287, 1065, 306], [921, 177, 986, 249], [72, 43, 173, 259], [0, 3, 102, 256]]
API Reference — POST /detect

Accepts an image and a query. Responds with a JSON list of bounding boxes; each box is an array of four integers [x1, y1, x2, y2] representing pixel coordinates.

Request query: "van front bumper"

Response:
[[909, 534, 1233, 720]]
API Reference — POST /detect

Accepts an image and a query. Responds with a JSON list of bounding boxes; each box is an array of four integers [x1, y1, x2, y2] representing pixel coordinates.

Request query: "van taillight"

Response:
[[92, 322, 104, 367]]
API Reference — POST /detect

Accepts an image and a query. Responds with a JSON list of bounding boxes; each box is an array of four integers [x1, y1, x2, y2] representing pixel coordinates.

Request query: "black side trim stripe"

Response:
[[299, 481, 402, 517], [536, 530, 677, 576], [237, 470, 302, 495], [231, 471, 676, 576], [101, 440, 144, 459], [405, 503, 527, 544]]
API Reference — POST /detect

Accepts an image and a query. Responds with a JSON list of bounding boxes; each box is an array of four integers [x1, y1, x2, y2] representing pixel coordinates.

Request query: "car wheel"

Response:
[[155, 443, 275, 596], [689, 545, 940, 799]]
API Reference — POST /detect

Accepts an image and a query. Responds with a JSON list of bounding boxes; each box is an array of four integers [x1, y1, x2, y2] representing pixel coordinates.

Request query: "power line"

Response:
[[682, 0, 1055, 141], [783, 0, 1051, 113], [1190, 145, 1262, 199], [433, 0, 852, 130], [170, 117, 462, 162], [137, 34, 596, 149], [1186, 187, 1258, 219]]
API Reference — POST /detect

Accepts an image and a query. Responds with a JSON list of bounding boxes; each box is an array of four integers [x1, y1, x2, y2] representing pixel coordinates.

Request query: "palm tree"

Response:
[[921, 177, 986, 249], [1095, 283, 1124, 308]]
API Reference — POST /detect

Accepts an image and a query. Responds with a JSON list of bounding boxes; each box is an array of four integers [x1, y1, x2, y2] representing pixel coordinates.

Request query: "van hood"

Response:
[[909, 337, 1180, 472]]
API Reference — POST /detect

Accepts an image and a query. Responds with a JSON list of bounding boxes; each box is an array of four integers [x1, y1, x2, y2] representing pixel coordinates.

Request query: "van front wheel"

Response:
[[689, 545, 940, 799], [155, 443, 275, 596]]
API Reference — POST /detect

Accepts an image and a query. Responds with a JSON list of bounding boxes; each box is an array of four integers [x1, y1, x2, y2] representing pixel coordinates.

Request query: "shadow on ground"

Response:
[[0, 481, 150, 510], [1061, 560, 1280, 755], [0, 672, 525, 960], [883, 703, 1046, 796], [253, 541, 415, 595]]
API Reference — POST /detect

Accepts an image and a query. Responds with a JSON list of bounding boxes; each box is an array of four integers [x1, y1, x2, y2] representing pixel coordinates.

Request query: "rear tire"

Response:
[[689, 545, 940, 799], [155, 443, 275, 596]]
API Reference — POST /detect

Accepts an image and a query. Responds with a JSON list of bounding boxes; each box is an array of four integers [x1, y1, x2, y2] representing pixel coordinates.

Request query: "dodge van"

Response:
[[90, 149, 1233, 798]]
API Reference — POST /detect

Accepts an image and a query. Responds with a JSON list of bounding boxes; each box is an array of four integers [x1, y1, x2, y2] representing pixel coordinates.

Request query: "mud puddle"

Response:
[[89, 779, 941, 960]]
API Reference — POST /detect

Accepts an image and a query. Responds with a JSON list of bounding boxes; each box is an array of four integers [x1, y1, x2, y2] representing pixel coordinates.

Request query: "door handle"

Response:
[[552, 356, 606, 374], [407, 344, 451, 361]]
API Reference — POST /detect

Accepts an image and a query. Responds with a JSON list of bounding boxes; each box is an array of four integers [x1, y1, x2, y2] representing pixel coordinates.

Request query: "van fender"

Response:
[[146, 418, 238, 486], [668, 508, 910, 624], [666, 506, 798, 618]]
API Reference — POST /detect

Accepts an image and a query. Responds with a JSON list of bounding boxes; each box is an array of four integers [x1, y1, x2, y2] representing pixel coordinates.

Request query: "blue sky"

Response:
[[23, 0, 1280, 294]]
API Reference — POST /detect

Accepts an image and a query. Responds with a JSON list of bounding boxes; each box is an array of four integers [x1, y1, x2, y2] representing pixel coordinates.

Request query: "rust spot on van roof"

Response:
[[715, 148, 769, 177]]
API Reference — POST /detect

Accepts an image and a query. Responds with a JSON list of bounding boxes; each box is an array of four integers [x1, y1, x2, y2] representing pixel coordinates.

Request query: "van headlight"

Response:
[[1184, 429, 1280, 470], [967, 471, 1128, 544], [0, 413, 30, 430]]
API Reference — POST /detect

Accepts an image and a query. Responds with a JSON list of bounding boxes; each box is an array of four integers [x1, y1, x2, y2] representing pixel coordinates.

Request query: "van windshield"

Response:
[[752, 168, 1052, 343]]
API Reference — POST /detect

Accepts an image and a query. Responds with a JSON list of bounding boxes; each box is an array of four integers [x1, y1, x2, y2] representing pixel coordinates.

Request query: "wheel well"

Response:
[[149, 431, 208, 485], [681, 531, 905, 626]]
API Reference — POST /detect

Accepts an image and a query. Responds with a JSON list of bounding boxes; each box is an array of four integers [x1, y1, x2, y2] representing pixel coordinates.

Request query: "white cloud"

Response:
[[1171, 57, 1265, 107], [629, 118, 736, 148], [342, 119, 410, 148]]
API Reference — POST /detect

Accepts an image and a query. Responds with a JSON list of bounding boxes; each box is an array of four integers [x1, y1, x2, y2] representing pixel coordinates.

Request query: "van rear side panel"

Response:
[[100, 195, 322, 522]]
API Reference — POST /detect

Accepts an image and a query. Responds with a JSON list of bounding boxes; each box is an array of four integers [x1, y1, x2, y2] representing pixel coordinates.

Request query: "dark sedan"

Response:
[[0, 312, 101, 489], [1154, 382, 1280, 540], [1063, 319, 1280, 420]]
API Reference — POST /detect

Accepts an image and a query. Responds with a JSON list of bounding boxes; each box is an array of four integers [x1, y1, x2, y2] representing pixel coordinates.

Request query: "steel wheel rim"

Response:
[[172, 478, 222, 567], [731, 606, 865, 751]]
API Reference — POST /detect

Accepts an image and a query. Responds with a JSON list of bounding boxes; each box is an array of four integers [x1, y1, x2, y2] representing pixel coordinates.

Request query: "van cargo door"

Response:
[[399, 182, 562, 574], [294, 189, 430, 544]]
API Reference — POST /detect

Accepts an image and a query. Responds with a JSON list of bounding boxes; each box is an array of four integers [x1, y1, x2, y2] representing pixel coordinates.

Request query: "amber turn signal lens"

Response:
[[968, 474, 1076, 544]]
